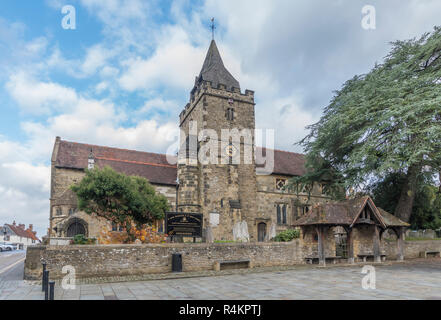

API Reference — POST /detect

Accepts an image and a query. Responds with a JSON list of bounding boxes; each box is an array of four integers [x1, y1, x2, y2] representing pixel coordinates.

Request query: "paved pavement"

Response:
[[1, 259, 441, 300]]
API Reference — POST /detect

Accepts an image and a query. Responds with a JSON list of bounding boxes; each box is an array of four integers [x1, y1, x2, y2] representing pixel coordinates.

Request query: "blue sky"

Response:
[[1, 0, 441, 237]]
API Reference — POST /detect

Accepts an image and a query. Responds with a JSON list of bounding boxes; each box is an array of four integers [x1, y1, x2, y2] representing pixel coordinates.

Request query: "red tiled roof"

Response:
[[55, 140, 178, 186], [5, 224, 40, 241], [256, 147, 306, 176], [55, 140, 308, 185], [25, 229, 40, 241]]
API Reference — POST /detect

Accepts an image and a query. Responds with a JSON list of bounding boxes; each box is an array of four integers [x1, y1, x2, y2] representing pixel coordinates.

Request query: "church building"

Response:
[[48, 40, 331, 242]]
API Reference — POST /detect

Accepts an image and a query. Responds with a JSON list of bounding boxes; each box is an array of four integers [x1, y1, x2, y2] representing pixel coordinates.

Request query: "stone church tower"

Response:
[[177, 40, 258, 241]]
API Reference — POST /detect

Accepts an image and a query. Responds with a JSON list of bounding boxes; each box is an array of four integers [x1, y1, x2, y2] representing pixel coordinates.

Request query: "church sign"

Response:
[[165, 212, 203, 237]]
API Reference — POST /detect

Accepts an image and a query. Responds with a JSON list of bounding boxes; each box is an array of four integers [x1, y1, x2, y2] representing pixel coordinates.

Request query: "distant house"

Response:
[[1, 222, 41, 249]]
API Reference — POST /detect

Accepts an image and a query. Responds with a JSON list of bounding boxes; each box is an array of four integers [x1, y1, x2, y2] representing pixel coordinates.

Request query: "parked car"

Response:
[[0, 243, 15, 251]]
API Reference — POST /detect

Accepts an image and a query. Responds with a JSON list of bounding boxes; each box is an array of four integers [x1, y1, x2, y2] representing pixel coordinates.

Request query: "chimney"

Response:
[[28, 224, 33, 231], [12, 221, 16, 226]]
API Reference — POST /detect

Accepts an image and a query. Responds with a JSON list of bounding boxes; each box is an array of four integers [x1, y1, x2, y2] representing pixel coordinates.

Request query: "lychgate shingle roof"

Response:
[[293, 196, 408, 229]]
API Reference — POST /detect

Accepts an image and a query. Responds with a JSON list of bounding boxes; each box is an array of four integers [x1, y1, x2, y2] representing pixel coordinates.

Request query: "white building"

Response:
[[1, 222, 40, 250]]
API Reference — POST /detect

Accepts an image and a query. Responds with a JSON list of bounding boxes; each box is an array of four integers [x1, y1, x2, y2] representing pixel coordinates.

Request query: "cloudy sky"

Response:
[[1, 0, 440, 237]]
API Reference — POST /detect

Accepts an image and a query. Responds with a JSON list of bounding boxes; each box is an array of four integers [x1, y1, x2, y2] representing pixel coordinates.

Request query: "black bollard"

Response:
[[44, 270, 49, 300], [41, 263, 46, 292], [49, 281, 55, 300]]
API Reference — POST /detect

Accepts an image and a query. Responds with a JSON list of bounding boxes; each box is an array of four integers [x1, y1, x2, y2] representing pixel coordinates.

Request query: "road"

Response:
[[0, 250, 26, 281]]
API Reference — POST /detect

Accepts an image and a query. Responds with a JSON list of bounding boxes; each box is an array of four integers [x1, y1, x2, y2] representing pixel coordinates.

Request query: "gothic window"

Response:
[[277, 205, 281, 224], [302, 206, 310, 215], [226, 108, 235, 121], [275, 179, 287, 191], [276, 204, 287, 225], [68, 208, 73, 216], [56, 208, 62, 216], [282, 205, 287, 224]]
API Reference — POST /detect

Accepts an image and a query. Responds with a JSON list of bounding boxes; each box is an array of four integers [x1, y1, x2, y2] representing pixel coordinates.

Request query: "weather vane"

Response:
[[211, 18, 216, 40]]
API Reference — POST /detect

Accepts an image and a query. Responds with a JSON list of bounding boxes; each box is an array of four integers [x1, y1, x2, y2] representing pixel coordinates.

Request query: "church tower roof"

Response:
[[197, 40, 240, 91]]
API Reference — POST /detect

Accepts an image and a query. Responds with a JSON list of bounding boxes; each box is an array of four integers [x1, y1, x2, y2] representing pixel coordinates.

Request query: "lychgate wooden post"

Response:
[[316, 225, 326, 266], [345, 227, 354, 264], [396, 227, 405, 261], [373, 225, 381, 263]]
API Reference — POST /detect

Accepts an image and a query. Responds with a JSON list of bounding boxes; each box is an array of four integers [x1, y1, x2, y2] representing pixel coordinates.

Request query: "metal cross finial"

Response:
[[211, 17, 215, 40]]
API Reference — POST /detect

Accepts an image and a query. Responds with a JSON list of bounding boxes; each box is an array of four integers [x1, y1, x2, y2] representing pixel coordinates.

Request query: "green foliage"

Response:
[[410, 185, 441, 230], [71, 166, 170, 237], [368, 172, 441, 229], [272, 229, 300, 242], [292, 26, 441, 220], [71, 234, 96, 245]]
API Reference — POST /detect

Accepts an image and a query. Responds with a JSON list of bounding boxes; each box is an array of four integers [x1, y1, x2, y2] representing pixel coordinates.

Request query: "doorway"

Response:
[[66, 221, 86, 237], [258, 222, 267, 242]]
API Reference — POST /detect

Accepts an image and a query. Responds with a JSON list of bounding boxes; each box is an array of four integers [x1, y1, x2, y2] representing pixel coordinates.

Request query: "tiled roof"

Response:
[[377, 208, 410, 227], [55, 140, 178, 186], [292, 196, 406, 229], [256, 147, 306, 176], [55, 140, 308, 184], [5, 224, 40, 241]]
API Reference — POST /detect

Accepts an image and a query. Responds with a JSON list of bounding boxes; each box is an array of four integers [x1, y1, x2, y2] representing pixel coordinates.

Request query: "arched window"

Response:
[[226, 108, 235, 121], [277, 205, 281, 224], [56, 208, 62, 216], [282, 205, 287, 225]]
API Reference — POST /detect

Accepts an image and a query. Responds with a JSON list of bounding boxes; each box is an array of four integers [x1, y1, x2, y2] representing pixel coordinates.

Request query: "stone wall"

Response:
[[24, 241, 303, 280], [25, 239, 441, 280], [383, 239, 441, 259]]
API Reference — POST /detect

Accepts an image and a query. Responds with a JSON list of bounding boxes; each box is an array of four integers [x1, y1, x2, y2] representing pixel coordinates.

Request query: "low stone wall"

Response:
[[24, 239, 441, 280], [24, 241, 303, 280], [384, 240, 441, 259]]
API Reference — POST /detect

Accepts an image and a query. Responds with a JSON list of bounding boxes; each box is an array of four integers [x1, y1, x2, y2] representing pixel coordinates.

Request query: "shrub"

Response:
[[98, 225, 167, 244], [71, 234, 96, 245], [272, 229, 300, 242]]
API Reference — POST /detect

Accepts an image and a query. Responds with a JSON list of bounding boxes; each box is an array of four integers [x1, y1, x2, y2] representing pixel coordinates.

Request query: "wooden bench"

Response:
[[213, 259, 251, 271], [305, 256, 343, 265], [357, 254, 386, 262], [419, 251, 441, 259]]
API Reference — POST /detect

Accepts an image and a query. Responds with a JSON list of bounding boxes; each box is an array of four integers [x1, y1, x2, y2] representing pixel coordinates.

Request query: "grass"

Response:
[[405, 237, 441, 241], [385, 237, 441, 241]]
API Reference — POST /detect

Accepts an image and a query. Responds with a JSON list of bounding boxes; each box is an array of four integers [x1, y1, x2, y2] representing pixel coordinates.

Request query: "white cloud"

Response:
[[119, 26, 205, 92], [6, 71, 78, 115]]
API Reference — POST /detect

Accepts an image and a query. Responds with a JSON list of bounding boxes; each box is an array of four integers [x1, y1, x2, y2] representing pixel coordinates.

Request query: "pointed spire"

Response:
[[198, 40, 240, 91]]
